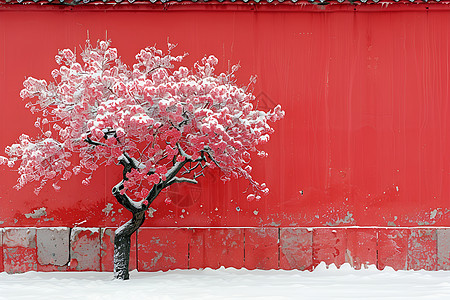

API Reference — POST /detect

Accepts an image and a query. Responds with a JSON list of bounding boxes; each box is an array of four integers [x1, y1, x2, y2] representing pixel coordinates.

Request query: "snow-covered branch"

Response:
[[166, 177, 198, 185], [112, 180, 147, 213]]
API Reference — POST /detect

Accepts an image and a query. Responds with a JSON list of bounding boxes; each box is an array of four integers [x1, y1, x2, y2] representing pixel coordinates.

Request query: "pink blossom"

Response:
[[99, 41, 109, 51], [155, 166, 167, 175], [148, 174, 160, 184], [72, 166, 81, 175], [62, 171, 72, 180], [52, 183, 61, 191], [20, 89, 30, 99], [0, 156, 8, 165]]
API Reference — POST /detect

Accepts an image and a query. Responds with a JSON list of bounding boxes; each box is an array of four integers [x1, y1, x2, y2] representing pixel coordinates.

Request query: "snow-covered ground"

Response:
[[1, 263, 450, 299]]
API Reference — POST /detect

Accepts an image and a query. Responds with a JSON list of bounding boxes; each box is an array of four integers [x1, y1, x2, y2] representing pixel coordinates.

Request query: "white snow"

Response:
[[1, 263, 450, 299]]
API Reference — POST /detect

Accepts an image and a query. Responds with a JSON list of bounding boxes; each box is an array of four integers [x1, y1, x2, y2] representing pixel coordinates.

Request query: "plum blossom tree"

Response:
[[0, 40, 284, 280]]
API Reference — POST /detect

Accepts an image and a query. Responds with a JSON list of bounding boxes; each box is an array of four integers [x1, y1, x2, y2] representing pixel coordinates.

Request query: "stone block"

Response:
[[3, 228, 37, 273], [3, 228, 36, 248], [100, 228, 136, 272], [189, 228, 244, 269], [244, 228, 279, 270], [37, 227, 70, 268], [279, 228, 313, 270], [69, 228, 100, 271], [437, 228, 450, 270], [312, 228, 347, 268], [378, 229, 409, 270], [408, 229, 437, 270], [346, 228, 377, 269], [138, 228, 189, 272]]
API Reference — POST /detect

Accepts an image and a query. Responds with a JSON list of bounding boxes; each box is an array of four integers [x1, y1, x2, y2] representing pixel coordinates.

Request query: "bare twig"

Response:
[[84, 137, 107, 147]]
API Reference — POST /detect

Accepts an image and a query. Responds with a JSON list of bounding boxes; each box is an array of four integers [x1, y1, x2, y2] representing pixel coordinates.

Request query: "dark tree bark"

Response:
[[113, 212, 145, 280], [112, 178, 157, 280], [112, 151, 204, 280]]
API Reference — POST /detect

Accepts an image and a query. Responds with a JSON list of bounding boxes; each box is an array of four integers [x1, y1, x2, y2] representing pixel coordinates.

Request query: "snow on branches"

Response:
[[1, 40, 284, 201]]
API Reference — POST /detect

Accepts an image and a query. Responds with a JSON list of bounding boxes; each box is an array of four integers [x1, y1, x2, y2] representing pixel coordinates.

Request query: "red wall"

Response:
[[0, 3, 449, 229]]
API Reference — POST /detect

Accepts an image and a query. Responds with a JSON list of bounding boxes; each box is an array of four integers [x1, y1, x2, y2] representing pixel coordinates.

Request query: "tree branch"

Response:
[[114, 148, 207, 211], [84, 137, 107, 147], [205, 150, 221, 169], [181, 162, 200, 176], [193, 172, 204, 179], [176, 143, 191, 160], [166, 176, 198, 185], [111, 180, 147, 213], [113, 153, 150, 212], [144, 158, 189, 205]]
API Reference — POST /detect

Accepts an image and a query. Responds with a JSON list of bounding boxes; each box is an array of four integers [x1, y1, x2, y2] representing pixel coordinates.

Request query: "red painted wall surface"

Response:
[[0, 3, 449, 230]]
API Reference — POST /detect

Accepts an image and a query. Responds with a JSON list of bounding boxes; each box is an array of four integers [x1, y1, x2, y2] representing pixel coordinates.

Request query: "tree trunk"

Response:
[[114, 211, 145, 280], [111, 154, 195, 280]]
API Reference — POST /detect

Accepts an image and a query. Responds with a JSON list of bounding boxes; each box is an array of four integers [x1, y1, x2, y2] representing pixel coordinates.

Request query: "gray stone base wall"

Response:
[[1, 227, 450, 273]]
